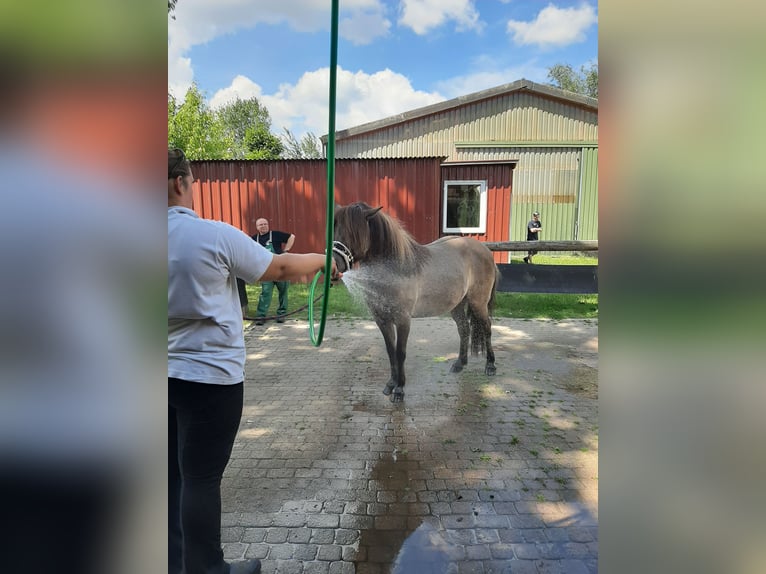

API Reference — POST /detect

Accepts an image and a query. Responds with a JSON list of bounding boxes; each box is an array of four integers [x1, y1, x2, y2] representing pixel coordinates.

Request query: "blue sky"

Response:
[[169, 1, 597, 139]]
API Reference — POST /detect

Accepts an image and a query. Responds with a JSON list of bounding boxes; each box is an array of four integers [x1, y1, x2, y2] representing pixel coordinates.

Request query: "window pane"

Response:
[[446, 184, 481, 229]]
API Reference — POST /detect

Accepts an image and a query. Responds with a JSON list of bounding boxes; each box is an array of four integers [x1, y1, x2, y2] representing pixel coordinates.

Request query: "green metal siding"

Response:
[[510, 148, 579, 244], [577, 147, 598, 240], [510, 146, 598, 255], [334, 91, 598, 160]]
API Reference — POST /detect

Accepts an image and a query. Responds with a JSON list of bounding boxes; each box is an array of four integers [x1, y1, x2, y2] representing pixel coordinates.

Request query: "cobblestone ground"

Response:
[[222, 317, 598, 574]]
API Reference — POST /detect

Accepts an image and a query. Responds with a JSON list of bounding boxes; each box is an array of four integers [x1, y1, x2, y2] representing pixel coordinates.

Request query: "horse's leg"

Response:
[[468, 303, 496, 376], [449, 303, 470, 373], [477, 309, 496, 376], [484, 317, 496, 376], [390, 319, 410, 403], [375, 319, 399, 396]]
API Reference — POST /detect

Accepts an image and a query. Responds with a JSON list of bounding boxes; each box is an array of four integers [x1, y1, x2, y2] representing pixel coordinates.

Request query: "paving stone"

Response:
[[488, 542, 516, 559], [517, 560, 546, 574], [225, 318, 598, 574], [222, 543, 247, 560], [221, 526, 245, 543], [317, 544, 342, 561], [458, 561, 486, 573], [265, 528, 289, 544], [244, 544, 269, 559], [307, 514, 340, 528], [339, 514, 374, 529], [303, 561, 330, 574], [545, 528, 569, 542]]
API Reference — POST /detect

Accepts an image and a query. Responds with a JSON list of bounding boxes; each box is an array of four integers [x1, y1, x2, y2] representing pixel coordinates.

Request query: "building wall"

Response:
[[333, 91, 597, 160], [334, 90, 598, 251], [190, 158, 451, 254], [440, 162, 514, 264]]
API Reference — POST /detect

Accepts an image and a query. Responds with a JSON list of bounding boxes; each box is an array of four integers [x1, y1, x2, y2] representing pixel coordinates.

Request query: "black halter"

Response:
[[331, 240, 354, 273]]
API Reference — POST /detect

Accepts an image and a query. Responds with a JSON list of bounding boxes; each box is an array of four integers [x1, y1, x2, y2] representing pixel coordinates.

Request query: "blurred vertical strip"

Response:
[[0, 1, 167, 574], [601, 1, 766, 574]]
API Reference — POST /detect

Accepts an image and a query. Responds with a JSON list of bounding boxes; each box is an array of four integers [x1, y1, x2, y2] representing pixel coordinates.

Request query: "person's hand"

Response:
[[330, 259, 342, 282]]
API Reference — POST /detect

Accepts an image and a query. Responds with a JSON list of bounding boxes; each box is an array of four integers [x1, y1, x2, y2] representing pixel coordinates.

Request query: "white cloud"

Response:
[[168, 53, 195, 100], [506, 2, 597, 48], [209, 76, 264, 109], [211, 66, 444, 138], [168, 0, 389, 98], [340, 9, 391, 45], [398, 0, 482, 35], [434, 60, 550, 99]]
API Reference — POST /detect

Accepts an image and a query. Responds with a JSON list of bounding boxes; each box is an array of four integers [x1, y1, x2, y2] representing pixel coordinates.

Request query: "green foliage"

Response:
[[217, 98, 273, 159], [281, 128, 324, 159], [243, 124, 283, 160], [168, 86, 287, 161], [168, 84, 233, 159], [547, 63, 598, 98]]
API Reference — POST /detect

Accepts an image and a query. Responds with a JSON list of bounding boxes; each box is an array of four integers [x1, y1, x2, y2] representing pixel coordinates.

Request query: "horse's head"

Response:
[[332, 202, 383, 272]]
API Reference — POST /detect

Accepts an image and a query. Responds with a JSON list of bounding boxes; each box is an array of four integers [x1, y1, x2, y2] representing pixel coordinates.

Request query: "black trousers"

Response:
[[169, 378, 243, 574], [236, 278, 248, 308], [1, 466, 121, 574]]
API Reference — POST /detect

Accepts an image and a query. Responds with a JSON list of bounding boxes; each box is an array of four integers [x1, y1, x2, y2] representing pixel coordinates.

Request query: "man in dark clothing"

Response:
[[523, 211, 542, 264], [253, 218, 295, 325]]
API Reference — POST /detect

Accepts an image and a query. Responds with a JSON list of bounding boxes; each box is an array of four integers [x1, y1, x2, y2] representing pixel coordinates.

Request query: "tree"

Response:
[[243, 125, 284, 160], [168, 86, 287, 160], [168, 0, 177, 19], [168, 84, 233, 159], [281, 128, 324, 159], [547, 63, 598, 99], [216, 97, 274, 159]]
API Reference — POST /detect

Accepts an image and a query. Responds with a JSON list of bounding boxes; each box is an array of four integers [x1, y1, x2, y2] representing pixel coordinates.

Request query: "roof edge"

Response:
[[323, 79, 597, 143]]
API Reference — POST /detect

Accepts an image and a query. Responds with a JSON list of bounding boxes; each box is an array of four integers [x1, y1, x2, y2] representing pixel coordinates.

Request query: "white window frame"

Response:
[[442, 180, 488, 234]]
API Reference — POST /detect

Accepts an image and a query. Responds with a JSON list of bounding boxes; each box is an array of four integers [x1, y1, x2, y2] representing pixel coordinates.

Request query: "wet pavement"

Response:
[[222, 317, 598, 573]]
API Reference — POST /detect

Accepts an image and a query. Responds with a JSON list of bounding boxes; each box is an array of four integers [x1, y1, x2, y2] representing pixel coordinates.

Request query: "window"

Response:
[[442, 180, 488, 234]]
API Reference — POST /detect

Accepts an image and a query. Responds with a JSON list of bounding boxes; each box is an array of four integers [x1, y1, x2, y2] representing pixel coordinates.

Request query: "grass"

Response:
[[244, 254, 597, 321]]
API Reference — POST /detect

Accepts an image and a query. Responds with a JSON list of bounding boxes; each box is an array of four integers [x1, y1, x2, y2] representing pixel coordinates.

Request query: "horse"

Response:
[[332, 202, 500, 403]]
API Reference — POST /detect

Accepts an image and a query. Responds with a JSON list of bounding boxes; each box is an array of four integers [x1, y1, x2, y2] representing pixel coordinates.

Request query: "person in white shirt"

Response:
[[168, 148, 339, 574]]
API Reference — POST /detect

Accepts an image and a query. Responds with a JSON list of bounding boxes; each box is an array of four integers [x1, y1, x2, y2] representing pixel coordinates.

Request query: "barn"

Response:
[[190, 78, 597, 263]]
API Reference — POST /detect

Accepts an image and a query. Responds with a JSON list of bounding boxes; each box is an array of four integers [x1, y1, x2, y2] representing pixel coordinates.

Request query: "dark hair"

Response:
[[168, 148, 191, 179]]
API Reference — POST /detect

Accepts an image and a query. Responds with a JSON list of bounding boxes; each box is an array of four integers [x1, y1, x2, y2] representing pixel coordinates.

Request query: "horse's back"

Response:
[[426, 236, 495, 268], [404, 236, 496, 317]]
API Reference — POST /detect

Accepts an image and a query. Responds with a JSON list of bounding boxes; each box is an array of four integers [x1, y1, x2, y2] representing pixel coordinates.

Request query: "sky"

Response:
[[168, 0, 597, 139]]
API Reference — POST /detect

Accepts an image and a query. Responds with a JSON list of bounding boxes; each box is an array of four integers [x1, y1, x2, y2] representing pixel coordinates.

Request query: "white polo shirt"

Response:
[[168, 207, 273, 385]]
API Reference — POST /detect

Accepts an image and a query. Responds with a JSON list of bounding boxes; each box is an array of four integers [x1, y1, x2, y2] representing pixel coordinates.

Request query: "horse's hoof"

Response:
[[450, 361, 464, 373], [390, 390, 404, 403], [485, 364, 497, 376], [382, 380, 395, 396]]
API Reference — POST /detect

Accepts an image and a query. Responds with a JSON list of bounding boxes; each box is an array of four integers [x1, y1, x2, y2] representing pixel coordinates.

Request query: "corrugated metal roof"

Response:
[[323, 78, 597, 143]]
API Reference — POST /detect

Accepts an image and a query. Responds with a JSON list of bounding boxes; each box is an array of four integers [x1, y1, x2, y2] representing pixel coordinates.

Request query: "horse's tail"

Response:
[[469, 266, 500, 356], [488, 266, 500, 316]]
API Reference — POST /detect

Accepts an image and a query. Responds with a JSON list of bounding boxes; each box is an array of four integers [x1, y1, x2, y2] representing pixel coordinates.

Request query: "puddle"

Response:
[[390, 522, 453, 573], [353, 409, 459, 571]]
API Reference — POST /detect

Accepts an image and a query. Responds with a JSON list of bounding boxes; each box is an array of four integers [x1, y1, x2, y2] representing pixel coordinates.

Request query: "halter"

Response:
[[331, 240, 354, 273]]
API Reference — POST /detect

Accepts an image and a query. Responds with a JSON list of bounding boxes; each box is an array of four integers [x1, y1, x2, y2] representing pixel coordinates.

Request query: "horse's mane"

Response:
[[336, 202, 425, 272]]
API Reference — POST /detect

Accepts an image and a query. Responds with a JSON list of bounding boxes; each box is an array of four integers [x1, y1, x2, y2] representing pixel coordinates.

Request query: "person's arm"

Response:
[[260, 252, 337, 283], [282, 233, 296, 252]]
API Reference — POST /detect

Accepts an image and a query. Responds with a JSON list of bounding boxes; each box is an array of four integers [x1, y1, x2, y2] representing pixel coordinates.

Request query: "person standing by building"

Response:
[[523, 211, 542, 264], [168, 148, 338, 574], [252, 218, 295, 325]]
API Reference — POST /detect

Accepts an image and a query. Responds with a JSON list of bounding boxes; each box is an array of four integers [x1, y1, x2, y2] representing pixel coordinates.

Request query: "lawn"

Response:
[[244, 253, 598, 321]]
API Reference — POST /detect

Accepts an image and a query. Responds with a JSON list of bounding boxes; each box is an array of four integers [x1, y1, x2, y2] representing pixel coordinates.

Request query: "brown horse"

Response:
[[332, 202, 499, 403]]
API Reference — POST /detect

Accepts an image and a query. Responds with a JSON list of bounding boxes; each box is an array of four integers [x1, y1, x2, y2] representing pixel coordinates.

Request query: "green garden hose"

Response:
[[308, 0, 339, 346]]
